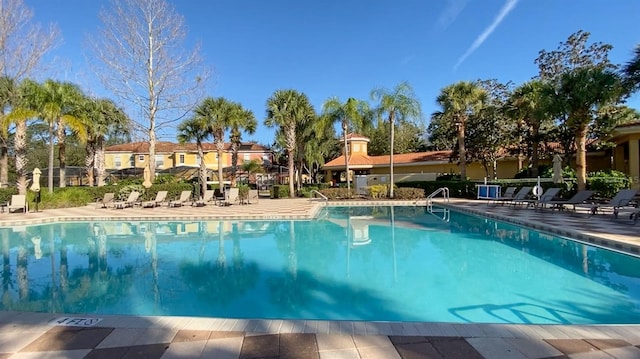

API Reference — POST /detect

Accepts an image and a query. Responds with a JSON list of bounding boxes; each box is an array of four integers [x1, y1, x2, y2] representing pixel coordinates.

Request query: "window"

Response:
[[138, 155, 144, 162], [262, 154, 270, 165], [155, 155, 164, 168], [179, 154, 185, 164], [114, 155, 121, 168], [129, 155, 135, 167], [243, 153, 251, 162]]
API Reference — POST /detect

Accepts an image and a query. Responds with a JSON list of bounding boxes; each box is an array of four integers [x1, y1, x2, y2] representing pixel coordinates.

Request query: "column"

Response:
[[630, 138, 640, 190]]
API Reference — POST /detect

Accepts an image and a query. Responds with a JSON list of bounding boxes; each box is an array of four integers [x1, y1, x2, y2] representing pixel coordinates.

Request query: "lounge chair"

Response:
[[501, 186, 533, 205], [590, 189, 639, 218], [112, 191, 140, 209], [547, 190, 595, 211], [213, 188, 225, 205], [169, 190, 192, 207], [487, 187, 516, 205], [8, 195, 28, 213], [222, 188, 240, 206], [142, 191, 168, 208], [520, 187, 562, 209], [247, 189, 259, 204], [194, 190, 215, 206], [96, 192, 115, 209]]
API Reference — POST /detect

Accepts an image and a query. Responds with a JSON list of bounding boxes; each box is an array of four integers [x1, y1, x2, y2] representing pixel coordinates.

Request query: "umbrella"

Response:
[[552, 155, 564, 184], [143, 162, 152, 188], [30, 168, 41, 192]]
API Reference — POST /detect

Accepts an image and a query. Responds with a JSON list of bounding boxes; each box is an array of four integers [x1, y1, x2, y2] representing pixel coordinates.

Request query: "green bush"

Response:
[[397, 180, 476, 198], [393, 187, 425, 200], [298, 186, 319, 198], [271, 185, 290, 199], [237, 184, 249, 202], [587, 170, 630, 198], [0, 187, 18, 204], [368, 184, 390, 199], [319, 188, 351, 199]]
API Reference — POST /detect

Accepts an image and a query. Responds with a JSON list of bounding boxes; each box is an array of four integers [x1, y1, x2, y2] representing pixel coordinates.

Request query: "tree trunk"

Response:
[[286, 125, 296, 198], [343, 121, 350, 196], [57, 121, 66, 188], [15, 120, 28, 195], [48, 121, 55, 193], [96, 138, 106, 187], [575, 125, 588, 191], [530, 123, 540, 177], [85, 142, 96, 187], [389, 115, 395, 198], [0, 138, 8, 188], [230, 142, 238, 187], [216, 139, 225, 195], [457, 119, 467, 180], [197, 142, 207, 199]]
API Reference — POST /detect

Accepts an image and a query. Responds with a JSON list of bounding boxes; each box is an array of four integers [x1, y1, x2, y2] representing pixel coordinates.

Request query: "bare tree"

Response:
[[0, 0, 60, 188], [89, 0, 207, 181]]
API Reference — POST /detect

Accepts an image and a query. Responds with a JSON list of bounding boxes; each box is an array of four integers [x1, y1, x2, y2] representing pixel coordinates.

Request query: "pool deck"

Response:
[[0, 198, 639, 358]]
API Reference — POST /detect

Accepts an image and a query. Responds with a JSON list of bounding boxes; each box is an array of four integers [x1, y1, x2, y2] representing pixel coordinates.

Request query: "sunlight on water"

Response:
[[1, 206, 639, 324]]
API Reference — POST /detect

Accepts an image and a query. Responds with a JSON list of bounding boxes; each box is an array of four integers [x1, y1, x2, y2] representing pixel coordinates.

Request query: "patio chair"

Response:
[[169, 190, 192, 207], [194, 190, 215, 206], [141, 190, 168, 208], [590, 189, 639, 218], [95, 192, 115, 209], [213, 188, 225, 205], [546, 190, 595, 211], [500, 186, 533, 205], [521, 187, 562, 209], [247, 189, 259, 204], [112, 191, 140, 209], [222, 188, 240, 206], [487, 187, 516, 205], [8, 195, 28, 213]]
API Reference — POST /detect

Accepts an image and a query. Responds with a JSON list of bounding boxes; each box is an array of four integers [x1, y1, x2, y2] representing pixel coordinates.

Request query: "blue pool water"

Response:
[[1, 206, 639, 324]]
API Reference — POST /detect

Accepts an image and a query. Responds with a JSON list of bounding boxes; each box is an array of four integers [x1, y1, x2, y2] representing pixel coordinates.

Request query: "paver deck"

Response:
[[0, 197, 638, 358]]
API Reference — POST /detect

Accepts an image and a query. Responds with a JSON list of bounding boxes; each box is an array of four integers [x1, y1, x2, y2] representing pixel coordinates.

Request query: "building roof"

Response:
[[105, 141, 270, 153], [323, 150, 452, 169]]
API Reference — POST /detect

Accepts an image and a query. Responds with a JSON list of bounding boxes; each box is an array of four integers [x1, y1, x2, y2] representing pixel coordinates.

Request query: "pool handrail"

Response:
[[310, 190, 328, 202], [426, 187, 449, 206]]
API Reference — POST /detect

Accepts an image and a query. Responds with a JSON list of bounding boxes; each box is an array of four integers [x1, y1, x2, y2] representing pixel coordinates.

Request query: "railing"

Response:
[[310, 190, 328, 202], [426, 187, 449, 206], [426, 187, 450, 222]]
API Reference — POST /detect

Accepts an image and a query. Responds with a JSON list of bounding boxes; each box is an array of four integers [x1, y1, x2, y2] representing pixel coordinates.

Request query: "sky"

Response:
[[25, 0, 640, 146]]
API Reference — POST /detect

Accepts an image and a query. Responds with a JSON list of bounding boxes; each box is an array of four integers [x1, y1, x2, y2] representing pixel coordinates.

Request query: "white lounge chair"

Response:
[[8, 195, 28, 213], [96, 192, 115, 209], [223, 188, 239, 206], [169, 190, 192, 207], [194, 190, 215, 206], [142, 191, 168, 208], [112, 191, 140, 209]]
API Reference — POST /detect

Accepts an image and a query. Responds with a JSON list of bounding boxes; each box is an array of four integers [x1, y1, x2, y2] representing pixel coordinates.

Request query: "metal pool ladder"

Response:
[[310, 190, 328, 203], [426, 187, 450, 222]]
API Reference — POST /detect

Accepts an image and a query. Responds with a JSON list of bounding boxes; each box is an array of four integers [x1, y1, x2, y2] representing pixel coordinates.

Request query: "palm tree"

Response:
[[623, 44, 640, 94], [434, 81, 486, 181], [177, 117, 211, 198], [25, 80, 86, 192], [556, 67, 623, 191], [265, 90, 315, 198], [240, 159, 263, 185], [228, 104, 257, 186], [192, 97, 233, 194], [370, 82, 421, 198], [321, 97, 372, 194], [508, 80, 554, 177], [79, 97, 130, 186], [0, 76, 17, 188], [3, 79, 40, 194]]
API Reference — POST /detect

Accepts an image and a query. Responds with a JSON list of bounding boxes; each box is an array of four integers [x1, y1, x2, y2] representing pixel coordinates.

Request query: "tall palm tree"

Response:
[[192, 97, 233, 194], [622, 44, 640, 94], [265, 90, 315, 198], [321, 97, 372, 194], [177, 116, 211, 198], [556, 67, 623, 191], [78, 97, 130, 186], [25, 80, 86, 192], [508, 80, 555, 177], [370, 82, 421, 198], [434, 81, 486, 181], [2, 78, 32, 194], [240, 159, 263, 185], [228, 104, 257, 186]]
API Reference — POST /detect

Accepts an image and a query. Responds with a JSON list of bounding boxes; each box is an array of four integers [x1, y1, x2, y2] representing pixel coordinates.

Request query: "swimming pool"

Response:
[[1, 205, 639, 324]]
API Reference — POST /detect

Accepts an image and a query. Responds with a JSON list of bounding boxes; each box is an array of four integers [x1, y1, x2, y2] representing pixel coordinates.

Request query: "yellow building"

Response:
[[323, 127, 640, 188], [104, 141, 273, 181]]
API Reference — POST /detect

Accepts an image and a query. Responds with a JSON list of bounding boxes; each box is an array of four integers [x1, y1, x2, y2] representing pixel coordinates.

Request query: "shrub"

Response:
[[237, 184, 249, 202], [319, 188, 351, 199], [0, 187, 18, 204], [397, 180, 475, 198], [271, 185, 290, 199], [393, 187, 425, 200], [587, 170, 630, 198], [368, 184, 390, 199], [298, 186, 319, 198]]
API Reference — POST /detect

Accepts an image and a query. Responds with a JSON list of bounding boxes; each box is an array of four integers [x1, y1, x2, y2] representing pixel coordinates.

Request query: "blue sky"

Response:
[[26, 0, 640, 145]]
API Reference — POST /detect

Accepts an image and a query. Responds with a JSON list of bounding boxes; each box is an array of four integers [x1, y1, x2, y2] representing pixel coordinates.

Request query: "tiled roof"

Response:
[[323, 150, 452, 169], [106, 141, 269, 153]]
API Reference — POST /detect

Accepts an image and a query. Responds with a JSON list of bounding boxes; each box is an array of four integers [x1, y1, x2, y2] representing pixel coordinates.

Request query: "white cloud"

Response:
[[437, 0, 469, 30], [454, 0, 519, 70]]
